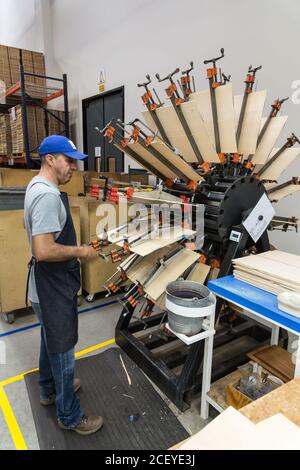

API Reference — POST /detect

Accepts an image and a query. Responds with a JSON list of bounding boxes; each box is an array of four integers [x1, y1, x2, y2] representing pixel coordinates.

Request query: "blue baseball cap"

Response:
[[39, 135, 88, 160]]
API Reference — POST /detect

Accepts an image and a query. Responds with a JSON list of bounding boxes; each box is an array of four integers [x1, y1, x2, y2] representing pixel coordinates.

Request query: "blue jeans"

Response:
[[31, 302, 82, 427]]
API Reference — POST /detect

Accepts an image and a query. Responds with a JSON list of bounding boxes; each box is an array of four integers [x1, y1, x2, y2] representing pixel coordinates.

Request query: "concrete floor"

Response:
[[0, 295, 210, 450]]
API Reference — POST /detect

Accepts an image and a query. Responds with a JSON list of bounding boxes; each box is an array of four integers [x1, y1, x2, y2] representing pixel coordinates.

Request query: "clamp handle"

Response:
[[279, 96, 289, 105], [222, 73, 231, 84], [289, 133, 300, 145], [155, 68, 180, 83], [95, 119, 115, 134], [137, 74, 151, 88], [203, 48, 224, 65], [181, 61, 194, 76], [248, 65, 262, 74]]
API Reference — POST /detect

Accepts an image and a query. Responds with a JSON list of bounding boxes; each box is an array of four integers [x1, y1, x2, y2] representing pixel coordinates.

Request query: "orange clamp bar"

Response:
[[144, 136, 154, 147], [131, 127, 140, 143], [142, 91, 152, 104], [166, 83, 177, 98], [105, 126, 116, 143], [5, 82, 21, 97], [199, 162, 211, 174], [231, 153, 240, 163], [207, 67, 218, 79], [42, 88, 64, 104], [187, 180, 198, 192], [218, 153, 225, 163], [121, 138, 130, 148]]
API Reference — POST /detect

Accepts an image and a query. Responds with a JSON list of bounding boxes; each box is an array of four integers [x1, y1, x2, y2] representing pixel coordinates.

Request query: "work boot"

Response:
[[58, 414, 104, 435], [40, 378, 81, 406]]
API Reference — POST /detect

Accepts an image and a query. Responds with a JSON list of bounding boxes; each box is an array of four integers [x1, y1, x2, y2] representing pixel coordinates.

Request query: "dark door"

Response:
[[82, 86, 124, 172]]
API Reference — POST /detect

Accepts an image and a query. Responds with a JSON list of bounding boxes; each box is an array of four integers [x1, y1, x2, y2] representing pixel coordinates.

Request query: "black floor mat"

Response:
[[25, 348, 189, 450]]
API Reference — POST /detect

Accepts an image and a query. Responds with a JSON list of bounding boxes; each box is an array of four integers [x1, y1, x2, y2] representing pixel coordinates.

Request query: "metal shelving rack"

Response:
[[3, 64, 69, 169]]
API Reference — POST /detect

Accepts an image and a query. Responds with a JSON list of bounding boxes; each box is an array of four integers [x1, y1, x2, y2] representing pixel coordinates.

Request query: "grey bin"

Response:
[[166, 280, 216, 336]]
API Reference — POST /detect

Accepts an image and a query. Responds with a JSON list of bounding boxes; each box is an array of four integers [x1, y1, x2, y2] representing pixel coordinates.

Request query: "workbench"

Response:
[[204, 275, 300, 416]]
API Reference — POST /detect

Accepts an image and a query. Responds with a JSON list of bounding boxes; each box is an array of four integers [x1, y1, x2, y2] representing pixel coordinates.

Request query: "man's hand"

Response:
[[79, 245, 100, 263]]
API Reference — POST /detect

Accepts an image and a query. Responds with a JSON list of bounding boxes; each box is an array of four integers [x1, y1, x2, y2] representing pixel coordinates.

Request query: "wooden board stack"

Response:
[[233, 250, 300, 295], [0, 45, 46, 94], [9, 105, 66, 158], [0, 115, 12, 157]]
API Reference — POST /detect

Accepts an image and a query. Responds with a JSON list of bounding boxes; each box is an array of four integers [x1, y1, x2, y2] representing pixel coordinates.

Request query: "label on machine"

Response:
[[242, 194, 275, 243]]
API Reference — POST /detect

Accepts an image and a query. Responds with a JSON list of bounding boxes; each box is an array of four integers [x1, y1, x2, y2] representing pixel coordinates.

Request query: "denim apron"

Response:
[[27, 189, 81, 354]]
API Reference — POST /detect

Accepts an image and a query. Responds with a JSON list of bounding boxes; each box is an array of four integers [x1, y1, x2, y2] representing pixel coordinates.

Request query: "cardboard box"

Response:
[[226, 381, 253, 410]]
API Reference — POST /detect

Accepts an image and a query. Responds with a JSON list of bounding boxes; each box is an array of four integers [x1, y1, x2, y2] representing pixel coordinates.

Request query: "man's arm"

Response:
[[32, 233, 98, 263]]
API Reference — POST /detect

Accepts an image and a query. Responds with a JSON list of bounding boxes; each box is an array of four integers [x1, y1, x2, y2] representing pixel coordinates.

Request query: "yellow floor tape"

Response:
[[0, 338, 115, 450]]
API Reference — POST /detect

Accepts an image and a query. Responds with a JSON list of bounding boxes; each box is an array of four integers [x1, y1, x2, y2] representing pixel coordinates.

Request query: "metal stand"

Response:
[[4, 65, 70, 168]]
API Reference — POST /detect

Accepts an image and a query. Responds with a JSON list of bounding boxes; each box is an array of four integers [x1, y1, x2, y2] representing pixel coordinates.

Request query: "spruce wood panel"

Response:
[[127, 142, 176, 178], [151, 140, 202, 180], [143, 110, 197, 162], [259, 147, 300, 181], [252, 116, 288, 165], [268, 184, 300, 202], [215, 83, 237, 153], [180, 100, 219, 162], [144, 249, 200, 300], [235, 90, 267, 155], [126, 246, 174, 284], [187, 262, 211, 284], [189, 90, 215, 144], [119, 227, 196, 257], [151, 106, 198, 163]]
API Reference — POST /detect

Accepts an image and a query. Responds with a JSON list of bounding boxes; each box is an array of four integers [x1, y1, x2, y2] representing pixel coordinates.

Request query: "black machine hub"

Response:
[[201, 176, 266, 242]]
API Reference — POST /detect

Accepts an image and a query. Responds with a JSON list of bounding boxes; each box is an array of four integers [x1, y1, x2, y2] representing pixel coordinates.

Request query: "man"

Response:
[[24, 135, 103, 435]]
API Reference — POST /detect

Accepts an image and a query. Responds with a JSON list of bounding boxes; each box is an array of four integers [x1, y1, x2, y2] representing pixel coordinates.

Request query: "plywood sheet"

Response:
[[118, 227, 196, 257], [252, 116, 288, 165], [234, 271, 295, 295], [233, 252, 300, 286], [178, 406, 300, 450], [189, 90, 215, 143], [187, 263, 210, 284], [215, 83, 237, 153], [258, 250, 300, 267], [151, 140, 201, 181], [180, 100, 219, 162], [259, 147, 300, 181], [235, 90, 267, 155], [127, 142, 176, 179], [145, 249, 200, 300]]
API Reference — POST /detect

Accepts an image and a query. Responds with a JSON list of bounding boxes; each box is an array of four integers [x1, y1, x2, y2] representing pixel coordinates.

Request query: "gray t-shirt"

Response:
[[24, 176, 67, 303]]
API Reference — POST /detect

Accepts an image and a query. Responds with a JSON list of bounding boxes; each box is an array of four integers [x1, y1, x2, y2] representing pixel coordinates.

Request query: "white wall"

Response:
[[0, 0, 43, 51], [0, 0, 300, 253]]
